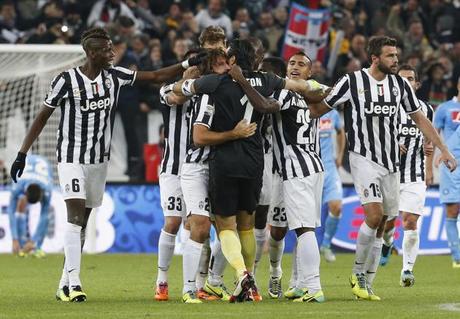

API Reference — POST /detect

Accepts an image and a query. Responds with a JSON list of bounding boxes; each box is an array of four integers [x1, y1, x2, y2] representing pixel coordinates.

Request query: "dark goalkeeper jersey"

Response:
[[193, 71, 285, 178]]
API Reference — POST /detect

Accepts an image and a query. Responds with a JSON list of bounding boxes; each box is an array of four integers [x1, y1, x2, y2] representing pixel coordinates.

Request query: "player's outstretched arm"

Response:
[[11, 106, 55, 183], [229, 64, 281, 113], [136, 52, 207, 83], [410, 110, 457, 172], [193, 120, 257, 147]]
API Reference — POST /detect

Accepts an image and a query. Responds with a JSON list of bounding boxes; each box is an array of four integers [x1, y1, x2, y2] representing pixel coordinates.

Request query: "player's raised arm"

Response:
[[11, 106, 55, 183], [135, 51, 207, 83], [228, 64, 281, 113]]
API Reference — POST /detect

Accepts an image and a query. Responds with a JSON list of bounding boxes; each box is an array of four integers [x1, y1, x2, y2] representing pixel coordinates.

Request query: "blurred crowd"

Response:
[[0, 0, 459, 181]]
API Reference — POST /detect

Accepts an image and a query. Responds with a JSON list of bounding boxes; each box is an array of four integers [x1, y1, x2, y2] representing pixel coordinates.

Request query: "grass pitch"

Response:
[[1, 253, 459, 319]]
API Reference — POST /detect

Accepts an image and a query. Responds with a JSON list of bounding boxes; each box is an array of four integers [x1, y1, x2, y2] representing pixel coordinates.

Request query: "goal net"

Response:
[[0, 44, 86, 184]]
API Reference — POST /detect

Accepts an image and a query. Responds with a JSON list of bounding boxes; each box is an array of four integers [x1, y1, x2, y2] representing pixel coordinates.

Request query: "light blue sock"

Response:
[[321, 213, 340, 249], [446, 218, 460, 261]]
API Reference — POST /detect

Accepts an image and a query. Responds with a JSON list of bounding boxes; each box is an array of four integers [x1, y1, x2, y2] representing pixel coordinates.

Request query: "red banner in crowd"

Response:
[[282, 3, 331, 63]]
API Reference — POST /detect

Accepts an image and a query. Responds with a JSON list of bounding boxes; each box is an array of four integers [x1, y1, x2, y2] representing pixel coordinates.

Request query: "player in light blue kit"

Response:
[[433, 79, 460, 267], [318, 109, 345, 262], [8, 154, 52, 257]]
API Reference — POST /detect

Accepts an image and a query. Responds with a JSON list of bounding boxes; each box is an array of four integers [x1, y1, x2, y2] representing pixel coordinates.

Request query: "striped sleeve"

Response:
[[424, 101, 434, 122], [273, 89, 292, 111], [194, 94, 215, 128], [43, 72, 68, 108], [400, 77, 420, 114], [111, 66, 136, 86], [324, 75, 351, 109]]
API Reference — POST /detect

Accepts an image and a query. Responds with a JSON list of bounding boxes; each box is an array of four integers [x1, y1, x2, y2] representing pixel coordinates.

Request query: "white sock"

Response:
[[208, 240, 227, 286], [157, 229, 176, 284], [64, 223, 82, 288], [365, 237, 383, 286], [254, 227, 267, 276], [182, 238, 203, 293], [196, 238, 210, 290], [59, 259, 68, 289], [403, 230, 419, 271], [353, 222, 377, 274], [383, 227, 395, 246], [297, 232, 321, 293], [289, 243, 298, 288], [269, 235, 284, 278], [181, 227, 190, 243]]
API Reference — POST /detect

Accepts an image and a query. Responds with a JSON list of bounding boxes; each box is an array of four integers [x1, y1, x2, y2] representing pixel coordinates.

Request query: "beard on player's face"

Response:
[[377, 60, 397, 75]]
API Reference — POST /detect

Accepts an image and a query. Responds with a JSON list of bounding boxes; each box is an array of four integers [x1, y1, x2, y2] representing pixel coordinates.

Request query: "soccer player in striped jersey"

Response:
[[433, 78, 460, 268], [154, 50, 201, 302], [318, 109, 345, 263], [9, 27, 206, 302], [379, 65, 434, 287], [265, 52, 325, 303], [307, 36, 456, 300]]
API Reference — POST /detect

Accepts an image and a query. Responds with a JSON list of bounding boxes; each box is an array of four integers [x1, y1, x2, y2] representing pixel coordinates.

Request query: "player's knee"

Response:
[[328, 201, 342, 216], [270, 227, 287, 241], [67, 213, 86, 227], [16, 196, 28, 212], [163, 217, 182, 234], [255, 206, 269, 229], [403, 214, 418, 230], [446, 204, 460, 218]]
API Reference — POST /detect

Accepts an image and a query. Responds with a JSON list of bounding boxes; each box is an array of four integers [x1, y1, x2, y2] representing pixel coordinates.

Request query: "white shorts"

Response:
[[349, 152, 400, 217], [159, 173, 186, 218], [399, 181, 426, 215], [268, 173, 287, 228], [180, 162, 210, 217], [259, 152, 273, 206], [283, 172, 324, 230], [57, 162, 108, 208]]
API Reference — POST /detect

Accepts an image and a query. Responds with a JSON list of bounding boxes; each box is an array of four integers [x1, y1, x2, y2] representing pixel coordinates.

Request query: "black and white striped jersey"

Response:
[[399, 100, 434, 183], [325, 68, 420, 172], [44, 66, 136, 164], [260, 114, 273, 154], [184, 94, 215, 164], [159, 84, 191, 175], [272, 89, 324, 180]]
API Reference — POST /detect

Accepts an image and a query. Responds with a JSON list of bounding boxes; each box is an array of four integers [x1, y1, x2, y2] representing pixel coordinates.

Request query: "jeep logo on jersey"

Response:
[[399, 123, 421, 137], [332, 189, 450, 254], [80, 97, 111, 112], [364, 102, 398, 117]]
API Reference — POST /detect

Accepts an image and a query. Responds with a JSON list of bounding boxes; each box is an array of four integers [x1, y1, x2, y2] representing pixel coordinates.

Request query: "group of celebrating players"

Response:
[[9, 23, 459, 304]]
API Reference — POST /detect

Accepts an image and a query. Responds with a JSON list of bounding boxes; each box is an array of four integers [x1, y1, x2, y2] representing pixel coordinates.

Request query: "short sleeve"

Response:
[[193, 74, 225, 94], [324, 75, 351, 109], [433, 103, 446, 130], [194, 94, 215, 128], [400, 77, 420, 114], [112, 66, 136, 86], [263, 72, 286, 96], [425, 102, 434, 122], [44, 72, 68, 108]]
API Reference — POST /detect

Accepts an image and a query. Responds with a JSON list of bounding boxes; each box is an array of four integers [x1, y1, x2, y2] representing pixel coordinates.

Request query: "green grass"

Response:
[[1, 253, 460, 318]]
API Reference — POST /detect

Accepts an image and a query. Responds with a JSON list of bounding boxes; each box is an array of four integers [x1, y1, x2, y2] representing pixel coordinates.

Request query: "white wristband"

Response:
[[181, 60, 190, 69], [181, 79, 195, 97]]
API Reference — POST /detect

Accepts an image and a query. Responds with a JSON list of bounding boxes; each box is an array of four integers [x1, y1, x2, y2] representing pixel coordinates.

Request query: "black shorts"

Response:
[[209, 172, 262, 217]]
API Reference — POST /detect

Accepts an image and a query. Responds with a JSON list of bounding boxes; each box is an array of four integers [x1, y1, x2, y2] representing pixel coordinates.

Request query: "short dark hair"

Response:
[[26, 184, 43, 204], [227, 39, 255, 71], [289, 51, 312, 67], [367, 36, 397, 59], [184, 47, 202, 60], [260, 57, 286, 78], [81, 27, 110, 51], [398, 64, 419, 81], [199, 26, 226, 47]]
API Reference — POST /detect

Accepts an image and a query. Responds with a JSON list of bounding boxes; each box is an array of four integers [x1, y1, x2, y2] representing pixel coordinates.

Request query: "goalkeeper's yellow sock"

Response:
[[219, 230, 246, 278], [238, 228, 256, 273]]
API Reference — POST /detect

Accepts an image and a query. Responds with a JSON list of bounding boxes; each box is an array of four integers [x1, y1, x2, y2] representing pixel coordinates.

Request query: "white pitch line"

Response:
[[439, 303, 460, 312]]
